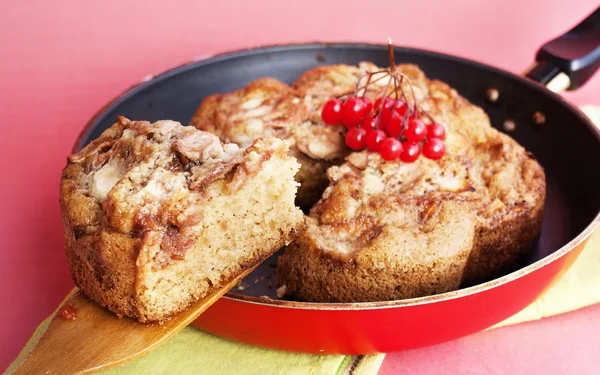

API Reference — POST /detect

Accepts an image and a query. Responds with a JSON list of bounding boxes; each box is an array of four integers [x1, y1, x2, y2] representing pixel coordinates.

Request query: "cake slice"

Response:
[[60, 117, 305, 322]]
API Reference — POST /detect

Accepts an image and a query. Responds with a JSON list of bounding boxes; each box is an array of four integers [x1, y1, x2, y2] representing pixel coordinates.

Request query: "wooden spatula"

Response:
[[10, 266, 255, 375]]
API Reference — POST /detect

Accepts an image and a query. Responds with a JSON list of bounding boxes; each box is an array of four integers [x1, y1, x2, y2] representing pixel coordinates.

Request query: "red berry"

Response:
[[393, 100, 407, 116], [380, 109, 392, 127], [362, 97, 373, 114], [341, 98, 367, 127], [426, 123, 446, 139], [381, 106, 400, 126], [379, 138, 403, 160], [423, 138, 446, 160], [374, 96, 394, 112], [345, 128, 368, 150], [384, 111, 403, 137], [404, 119, 427, 143], [366, 130, 387, 152], [321, 99, 343, 125], [361, 115, 378, 132], [400, 142, 421, 163]]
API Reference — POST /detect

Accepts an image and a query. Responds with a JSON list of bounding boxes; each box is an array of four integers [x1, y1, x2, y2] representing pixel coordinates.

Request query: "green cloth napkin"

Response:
[[5, 105, 600, 375]]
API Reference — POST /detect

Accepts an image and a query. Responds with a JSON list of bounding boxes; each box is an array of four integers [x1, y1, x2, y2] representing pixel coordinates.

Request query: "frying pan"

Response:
[[74, 7, 600, 354]]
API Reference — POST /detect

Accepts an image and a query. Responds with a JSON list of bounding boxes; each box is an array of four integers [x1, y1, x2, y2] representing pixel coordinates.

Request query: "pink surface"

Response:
[[379, 304, 600, 375], [0, 0, 598, 373]]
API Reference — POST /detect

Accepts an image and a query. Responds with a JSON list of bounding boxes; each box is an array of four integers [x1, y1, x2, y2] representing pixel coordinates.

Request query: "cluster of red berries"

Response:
[[321, 95, 446, 162]]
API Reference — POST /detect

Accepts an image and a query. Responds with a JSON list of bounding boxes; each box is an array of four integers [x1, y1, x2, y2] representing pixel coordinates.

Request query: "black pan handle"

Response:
[[525, 6, 600, 91]]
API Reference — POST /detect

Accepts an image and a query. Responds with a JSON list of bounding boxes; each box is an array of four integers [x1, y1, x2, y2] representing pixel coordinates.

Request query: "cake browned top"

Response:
[[191, 77, 350, 162], [60, 117, 289, 267]]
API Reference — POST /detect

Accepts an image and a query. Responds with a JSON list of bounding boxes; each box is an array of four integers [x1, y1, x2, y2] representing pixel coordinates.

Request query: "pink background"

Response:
[[1, 0, 599, 373]]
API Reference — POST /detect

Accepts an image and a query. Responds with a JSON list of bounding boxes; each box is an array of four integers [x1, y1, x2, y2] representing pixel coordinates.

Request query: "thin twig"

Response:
[[335, 72, 392, 99], [361, 73, 372, 98], [387, 37, 395, 71]]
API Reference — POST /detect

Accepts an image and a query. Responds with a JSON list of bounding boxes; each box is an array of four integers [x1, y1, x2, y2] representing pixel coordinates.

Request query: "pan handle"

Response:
[[524, 6, 599, 92]]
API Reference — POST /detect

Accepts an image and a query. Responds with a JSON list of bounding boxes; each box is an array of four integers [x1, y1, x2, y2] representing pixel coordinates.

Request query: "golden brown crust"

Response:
[[60, 118, 304, 321]]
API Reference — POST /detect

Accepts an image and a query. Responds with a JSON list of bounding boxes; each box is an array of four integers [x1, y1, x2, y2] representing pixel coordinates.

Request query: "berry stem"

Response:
[[360, 73, 372, 98], [406, 78, 418, 114], [354, 72, 369, 97], [418, 107, 436, 123], [392, 73, 399, 100], [335, 72, 390, 99], [398, 76, 409, 137], [371, 69, 390, 75], [398, 76, 408, 104]]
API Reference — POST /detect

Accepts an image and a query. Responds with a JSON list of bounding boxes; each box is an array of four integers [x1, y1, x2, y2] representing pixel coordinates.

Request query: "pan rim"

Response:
[[74, 41, 600, 311]]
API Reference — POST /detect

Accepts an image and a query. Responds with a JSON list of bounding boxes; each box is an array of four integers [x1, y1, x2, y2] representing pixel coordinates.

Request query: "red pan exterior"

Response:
[[192, 235, 593, 354]]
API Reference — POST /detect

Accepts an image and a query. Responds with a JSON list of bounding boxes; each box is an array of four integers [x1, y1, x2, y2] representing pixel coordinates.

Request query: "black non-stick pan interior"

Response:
[[77, 43, 600, 299]]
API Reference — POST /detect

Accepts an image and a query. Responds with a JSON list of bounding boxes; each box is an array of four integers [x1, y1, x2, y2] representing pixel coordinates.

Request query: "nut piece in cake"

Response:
[[60, 117, 305, 321]]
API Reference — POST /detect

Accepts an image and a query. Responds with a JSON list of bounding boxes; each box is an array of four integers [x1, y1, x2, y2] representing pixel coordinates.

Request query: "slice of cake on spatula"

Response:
[[60, 117, 305, 322]]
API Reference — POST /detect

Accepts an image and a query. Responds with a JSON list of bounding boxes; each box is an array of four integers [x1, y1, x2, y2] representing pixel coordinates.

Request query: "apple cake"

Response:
[[60, 117, 305, 321]]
